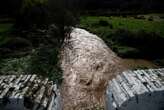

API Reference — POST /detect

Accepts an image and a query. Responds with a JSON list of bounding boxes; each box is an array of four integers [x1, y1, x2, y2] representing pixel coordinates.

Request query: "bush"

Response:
[[0, 46, 63, 84], [29, 46, 63, 84], [110, 29, 164, 59], [91, 20, 113, 29], [98, 20, 109, 26], [148, 16, 154, 21], [0, 55, 31, 75]]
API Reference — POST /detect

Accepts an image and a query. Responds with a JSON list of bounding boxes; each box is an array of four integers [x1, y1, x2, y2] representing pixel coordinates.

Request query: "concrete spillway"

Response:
[[0, 75, 61, 110], [106, 68, 164, 110], [0, 69, 164, 110]]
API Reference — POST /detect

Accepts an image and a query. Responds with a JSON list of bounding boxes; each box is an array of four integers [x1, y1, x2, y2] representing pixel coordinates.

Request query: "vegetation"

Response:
[[0, 0, 78, 84], [0, 47, 62, 84], [79, 15, 164, 60], [29, 46, 63, 84], [0, 56, 31, 75], [0, 0, 164, 83], [0, 0, 163, 109], [80, 16, 164, 36]]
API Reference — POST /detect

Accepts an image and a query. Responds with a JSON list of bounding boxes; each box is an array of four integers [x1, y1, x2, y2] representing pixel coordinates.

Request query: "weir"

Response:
[[106, 68, 164, 110], [0, 68, 164, 110], [0, 75, 61, 110]]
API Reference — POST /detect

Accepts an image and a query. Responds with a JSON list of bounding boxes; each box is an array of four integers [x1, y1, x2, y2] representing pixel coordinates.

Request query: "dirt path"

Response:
[[60, 28, 125, 110]]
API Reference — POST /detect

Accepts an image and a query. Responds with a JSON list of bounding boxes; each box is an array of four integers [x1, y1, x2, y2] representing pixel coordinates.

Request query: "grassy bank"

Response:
[[80, 16, 164, 57], [79, 15, 164, 60], [80, 16, 164, 38], [0, 19, 63, 84], [0, 47, 63, 84]]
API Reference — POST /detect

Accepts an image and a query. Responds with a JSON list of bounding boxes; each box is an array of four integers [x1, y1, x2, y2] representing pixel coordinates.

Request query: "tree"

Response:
[[14, 0, 48, 30], [48, 0, 79, 46]]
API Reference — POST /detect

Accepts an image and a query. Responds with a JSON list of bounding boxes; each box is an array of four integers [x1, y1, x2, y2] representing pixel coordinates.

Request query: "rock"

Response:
[[106, 68, 164, 110], [60, 28, 124, 109]]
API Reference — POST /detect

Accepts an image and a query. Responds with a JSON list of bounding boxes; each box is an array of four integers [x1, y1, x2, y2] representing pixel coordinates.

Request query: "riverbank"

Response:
[[79, 14, 164, 69]]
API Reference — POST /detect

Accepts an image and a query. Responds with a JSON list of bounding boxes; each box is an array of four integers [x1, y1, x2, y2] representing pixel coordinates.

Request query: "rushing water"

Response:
[[61, 28, 124, 109], [60, 28, 159, 109]]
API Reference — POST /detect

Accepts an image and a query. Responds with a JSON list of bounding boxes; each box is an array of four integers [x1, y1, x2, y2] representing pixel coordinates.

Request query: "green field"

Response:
[[80, 16, 164, 37], [79, 15, 164, 60]]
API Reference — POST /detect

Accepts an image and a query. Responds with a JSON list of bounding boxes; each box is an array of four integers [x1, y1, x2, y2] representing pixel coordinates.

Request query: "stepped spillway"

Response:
[[106, 68, 164, 110], [0, 75, 61, 110]]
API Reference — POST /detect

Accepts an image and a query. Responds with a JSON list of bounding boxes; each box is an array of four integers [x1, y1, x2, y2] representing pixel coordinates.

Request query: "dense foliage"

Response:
[[0, 0, 78, 84]]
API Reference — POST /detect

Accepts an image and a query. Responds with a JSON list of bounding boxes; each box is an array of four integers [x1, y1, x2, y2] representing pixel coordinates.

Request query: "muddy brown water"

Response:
[[60, 28, 159, 110], [122, 58, 159, 69], [60, 28, 125, 110]]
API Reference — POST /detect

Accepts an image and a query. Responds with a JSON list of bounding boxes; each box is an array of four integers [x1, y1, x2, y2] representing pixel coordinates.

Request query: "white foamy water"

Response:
[[60, 28, 124, 110]]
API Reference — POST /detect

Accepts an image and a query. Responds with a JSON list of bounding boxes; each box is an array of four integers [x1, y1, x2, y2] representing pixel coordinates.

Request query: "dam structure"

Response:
[[0, 74, 61, 110], [0, 68, 164, 110], [106, 68, 164, 110]]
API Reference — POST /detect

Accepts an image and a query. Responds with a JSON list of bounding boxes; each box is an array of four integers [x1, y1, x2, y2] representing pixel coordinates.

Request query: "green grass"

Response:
[[79, 15, 164, 60], [0, 55, 31, 75], [0, 47, 63, 84], [79, 16, 164, 37]]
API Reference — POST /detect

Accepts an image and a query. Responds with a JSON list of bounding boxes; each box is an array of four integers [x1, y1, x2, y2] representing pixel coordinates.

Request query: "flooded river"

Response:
[[122, 58, 159, 69], [60, 28, 160, 110]]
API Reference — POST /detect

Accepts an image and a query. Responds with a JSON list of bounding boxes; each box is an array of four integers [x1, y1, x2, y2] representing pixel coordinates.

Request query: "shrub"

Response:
[[0, 46, 63, 84], [98, 20, 109, 26], [110, 29, 164, 59], [159, 15, 164, 19], [110, 29, 133, 45], [29, 46, 63, 84], [148, 16, 154, 21], [0, 55, 31, 75], [109, 23, 113, 29]]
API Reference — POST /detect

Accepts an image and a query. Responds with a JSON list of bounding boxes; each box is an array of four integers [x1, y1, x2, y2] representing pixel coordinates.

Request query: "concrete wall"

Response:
[[0, 75, 61, 110], [106, 68, 164, 110]]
